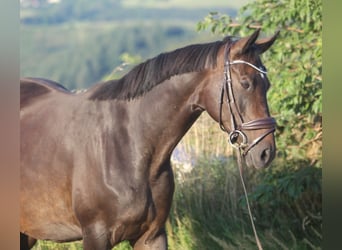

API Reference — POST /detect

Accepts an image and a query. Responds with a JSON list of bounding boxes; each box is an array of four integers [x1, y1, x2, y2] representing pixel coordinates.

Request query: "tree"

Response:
[[197, 0, 322, 166]]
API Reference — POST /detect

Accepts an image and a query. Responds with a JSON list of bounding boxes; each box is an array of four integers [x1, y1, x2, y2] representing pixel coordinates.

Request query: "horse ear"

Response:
[[231, 29, 260, 56], [255, 30, 280, 54]]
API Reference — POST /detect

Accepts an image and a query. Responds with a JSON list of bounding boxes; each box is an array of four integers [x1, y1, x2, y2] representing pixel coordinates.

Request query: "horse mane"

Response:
[[89, 37, 232, 101]]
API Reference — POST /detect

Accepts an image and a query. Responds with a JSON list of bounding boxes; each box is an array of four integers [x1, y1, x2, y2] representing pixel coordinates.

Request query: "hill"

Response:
[[20, 0, 246, 89]]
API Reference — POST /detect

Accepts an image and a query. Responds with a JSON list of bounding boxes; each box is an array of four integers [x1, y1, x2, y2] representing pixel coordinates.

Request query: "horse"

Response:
[[20, 29, 279, 250]]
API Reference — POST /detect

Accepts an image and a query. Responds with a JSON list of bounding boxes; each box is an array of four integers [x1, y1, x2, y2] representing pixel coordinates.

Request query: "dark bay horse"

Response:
[[20, 29, 279, 250]]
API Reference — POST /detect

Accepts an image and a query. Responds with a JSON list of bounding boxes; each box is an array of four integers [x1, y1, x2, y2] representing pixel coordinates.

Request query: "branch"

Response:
[[227, 23, 304, 33], [285, 26, 304, 33], [225, 23, 262, 29]]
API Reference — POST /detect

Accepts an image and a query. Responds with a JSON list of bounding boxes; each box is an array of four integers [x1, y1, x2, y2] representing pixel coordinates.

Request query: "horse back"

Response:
[[20, 77, 71, 109]]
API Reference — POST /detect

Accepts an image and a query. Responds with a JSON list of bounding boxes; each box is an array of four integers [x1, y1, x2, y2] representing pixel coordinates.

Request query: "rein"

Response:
[[219, 43, 276, 250]]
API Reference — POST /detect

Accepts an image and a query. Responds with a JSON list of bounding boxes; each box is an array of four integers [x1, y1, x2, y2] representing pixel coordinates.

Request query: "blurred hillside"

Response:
[[20, 0, 245, 23], [20, 0, 247, 89]]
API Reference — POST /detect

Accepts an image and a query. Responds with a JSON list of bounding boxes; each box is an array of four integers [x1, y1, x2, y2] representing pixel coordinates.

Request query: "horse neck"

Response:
[[132, 71, 207, 164]]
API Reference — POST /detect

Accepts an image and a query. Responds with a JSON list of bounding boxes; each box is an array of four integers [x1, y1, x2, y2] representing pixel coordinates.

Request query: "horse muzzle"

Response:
[[228, 117, 276, 169]]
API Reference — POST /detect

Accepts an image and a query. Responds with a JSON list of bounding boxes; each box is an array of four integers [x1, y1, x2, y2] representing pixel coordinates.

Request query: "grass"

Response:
[[33, 241, 131, 250]]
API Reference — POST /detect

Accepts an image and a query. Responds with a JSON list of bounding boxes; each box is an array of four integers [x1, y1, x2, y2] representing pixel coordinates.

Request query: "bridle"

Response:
[[218, 43, 276, 250], [218, 43, 276, 156]]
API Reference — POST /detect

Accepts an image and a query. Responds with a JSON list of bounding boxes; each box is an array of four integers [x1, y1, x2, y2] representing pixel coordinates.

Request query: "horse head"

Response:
[[196, 29, 279, 169]]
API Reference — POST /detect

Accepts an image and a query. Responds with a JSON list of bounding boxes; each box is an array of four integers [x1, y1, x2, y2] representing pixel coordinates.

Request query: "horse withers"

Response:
[[20, 29, 279, 249]]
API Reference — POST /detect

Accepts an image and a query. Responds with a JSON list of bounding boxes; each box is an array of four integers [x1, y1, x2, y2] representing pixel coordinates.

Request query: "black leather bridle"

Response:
[[219, 43, 276, 156]]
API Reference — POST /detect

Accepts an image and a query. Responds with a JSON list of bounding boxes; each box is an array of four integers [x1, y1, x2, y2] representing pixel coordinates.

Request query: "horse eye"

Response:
[[240, 79, 251, 89]]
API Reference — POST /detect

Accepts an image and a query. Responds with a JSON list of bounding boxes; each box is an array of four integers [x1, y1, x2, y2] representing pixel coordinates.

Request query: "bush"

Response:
[[169, 156, 322, 249]]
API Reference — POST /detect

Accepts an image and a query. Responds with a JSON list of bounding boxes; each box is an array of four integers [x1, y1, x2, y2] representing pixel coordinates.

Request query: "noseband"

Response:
[[219, 44, 276, 156]]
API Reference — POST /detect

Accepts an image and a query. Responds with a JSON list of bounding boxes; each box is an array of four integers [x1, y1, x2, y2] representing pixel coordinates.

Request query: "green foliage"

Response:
[[192, 1, 322, 248], [169, 157, 322, 249], [247, 163, 322, 247], [32, 240, 83, 250], [197, 0, 322, 165], [33, 240, 132, 250]]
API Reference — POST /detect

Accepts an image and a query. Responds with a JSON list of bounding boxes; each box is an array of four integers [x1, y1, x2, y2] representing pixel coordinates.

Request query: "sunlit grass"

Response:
[[33, 240, 132, 250]]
